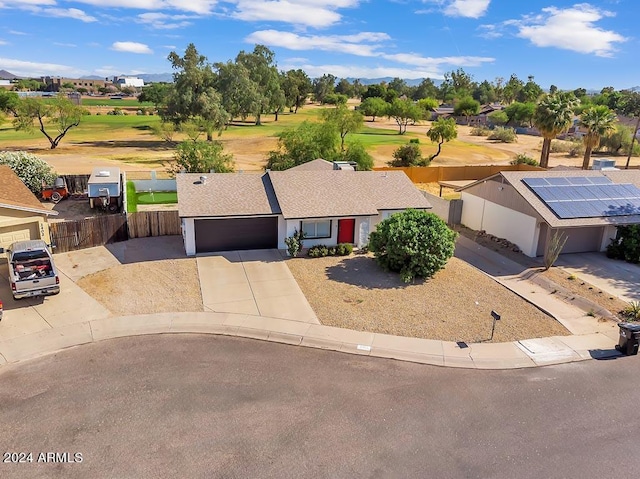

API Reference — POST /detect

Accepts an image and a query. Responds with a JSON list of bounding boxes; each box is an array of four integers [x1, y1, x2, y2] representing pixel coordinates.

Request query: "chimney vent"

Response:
[[199, 175, 207, 184]]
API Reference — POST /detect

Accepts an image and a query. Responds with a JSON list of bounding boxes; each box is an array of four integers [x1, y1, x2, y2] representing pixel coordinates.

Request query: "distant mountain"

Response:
[[80, 75, 105, 80], [0, 69, 18, 80]]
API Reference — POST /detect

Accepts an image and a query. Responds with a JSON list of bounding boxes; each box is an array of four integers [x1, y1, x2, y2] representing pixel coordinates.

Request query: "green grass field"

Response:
[[136, 191, 177, 204]]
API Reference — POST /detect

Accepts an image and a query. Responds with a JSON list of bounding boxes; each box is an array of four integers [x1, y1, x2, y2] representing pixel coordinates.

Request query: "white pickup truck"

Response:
[[5, 240, 60, 300]]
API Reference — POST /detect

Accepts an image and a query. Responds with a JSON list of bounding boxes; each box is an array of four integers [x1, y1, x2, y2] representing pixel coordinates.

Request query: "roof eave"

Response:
[[0, 202, 58, 216]]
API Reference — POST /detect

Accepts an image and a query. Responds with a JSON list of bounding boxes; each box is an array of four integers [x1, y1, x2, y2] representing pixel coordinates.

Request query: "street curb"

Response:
[[0, 312, 623, 371]]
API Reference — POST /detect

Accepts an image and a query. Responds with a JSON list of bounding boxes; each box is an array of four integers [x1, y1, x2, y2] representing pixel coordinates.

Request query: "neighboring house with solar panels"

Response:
[[457, 170, 640, 257]]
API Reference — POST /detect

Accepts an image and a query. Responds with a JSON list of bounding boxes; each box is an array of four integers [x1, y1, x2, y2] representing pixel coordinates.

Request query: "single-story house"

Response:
[[0, 165, 58, 250], [457, 170, 640, 257], [176, 164, 432, 255]]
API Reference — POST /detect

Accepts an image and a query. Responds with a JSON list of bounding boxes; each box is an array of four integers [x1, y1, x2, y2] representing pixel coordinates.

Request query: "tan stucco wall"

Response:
[[0, 208, 51, 251]]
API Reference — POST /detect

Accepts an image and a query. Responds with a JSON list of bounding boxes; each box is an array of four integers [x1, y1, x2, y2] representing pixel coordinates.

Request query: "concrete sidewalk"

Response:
[[455, 236, 618, 336], [0, 311, 623, 370]]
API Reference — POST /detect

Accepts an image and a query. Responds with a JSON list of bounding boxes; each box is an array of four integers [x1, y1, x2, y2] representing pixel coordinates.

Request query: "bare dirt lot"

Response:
[[286, 254, 569, 343], [77, 258, 203, 316]]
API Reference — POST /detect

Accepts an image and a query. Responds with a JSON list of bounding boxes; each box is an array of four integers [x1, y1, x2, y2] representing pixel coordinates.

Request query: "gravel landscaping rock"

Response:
[[286, 254, 569, 343], [77, 259, 203, 315]]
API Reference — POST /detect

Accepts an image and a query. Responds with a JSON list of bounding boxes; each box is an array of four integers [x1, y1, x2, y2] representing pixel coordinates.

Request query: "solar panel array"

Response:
[[522, 176, 640, 219]]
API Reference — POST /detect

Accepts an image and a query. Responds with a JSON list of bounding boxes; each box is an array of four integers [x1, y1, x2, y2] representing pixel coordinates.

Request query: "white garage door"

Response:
[[0, 223, 39, 251]]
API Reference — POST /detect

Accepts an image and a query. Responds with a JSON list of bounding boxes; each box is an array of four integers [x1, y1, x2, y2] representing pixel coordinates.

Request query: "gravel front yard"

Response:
[[77, 259, 203, 315], [287, 254, 570, 343]]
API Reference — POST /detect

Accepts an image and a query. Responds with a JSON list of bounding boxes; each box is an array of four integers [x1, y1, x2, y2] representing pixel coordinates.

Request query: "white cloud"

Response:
[[0, 40, 7, 45], [30, 7, 97, 22], [514, 4, 627, 57], [421, 0, 490, 18], [444, 0, 490, 18], [72, 0, 217, 14], [53, 42, 77, 47], [477, 24, 502, 39], [232, 0, 360, 28], [0, 57, 81, 77], [111, 41, 154, 54], [137, 12, 193, 29], [2, 0, 56, 5], [9, 30, 28, 35], [245, 30, 388, 56], [280, 61, 443, 80], [246, 30, 494, 70]]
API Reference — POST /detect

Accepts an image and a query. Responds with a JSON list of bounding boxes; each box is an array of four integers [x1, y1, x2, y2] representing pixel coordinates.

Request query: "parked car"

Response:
[[4, 240, 60, 300]]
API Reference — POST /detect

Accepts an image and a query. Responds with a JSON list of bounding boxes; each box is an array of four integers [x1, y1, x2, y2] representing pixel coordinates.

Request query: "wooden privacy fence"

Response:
[[49, 211, 181, 253], [60, 174, 90, 194], [127, 211, 181, 238], [373, 164, 544, 184], [50, 214, 128, 253]]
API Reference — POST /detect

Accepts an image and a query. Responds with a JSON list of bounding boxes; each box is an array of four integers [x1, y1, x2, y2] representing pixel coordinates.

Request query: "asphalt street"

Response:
[[1, 334, 639, 479]]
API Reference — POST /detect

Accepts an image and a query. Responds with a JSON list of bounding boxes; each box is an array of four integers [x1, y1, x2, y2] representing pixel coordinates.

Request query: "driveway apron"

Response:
[[197, 249, 319, 323]]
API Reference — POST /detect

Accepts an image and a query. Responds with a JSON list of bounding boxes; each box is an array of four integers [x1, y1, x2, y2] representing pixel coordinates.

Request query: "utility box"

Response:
[[88, 167, 122, 212], [592, 159, 616, 170]]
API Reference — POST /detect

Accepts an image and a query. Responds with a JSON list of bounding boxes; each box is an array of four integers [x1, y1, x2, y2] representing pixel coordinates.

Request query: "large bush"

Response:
[[388, 143, 429, 167], [487, 127, 517, 143], [369, 209, 458, 282], [0, 151, 57, 195], [510, 153, 539, 166], [607, 225, 640, 264]]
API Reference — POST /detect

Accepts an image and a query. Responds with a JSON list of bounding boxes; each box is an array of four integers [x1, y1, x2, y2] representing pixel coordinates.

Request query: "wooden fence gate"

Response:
[[127, 211, 181, 238], [49, 214, 128, 253]]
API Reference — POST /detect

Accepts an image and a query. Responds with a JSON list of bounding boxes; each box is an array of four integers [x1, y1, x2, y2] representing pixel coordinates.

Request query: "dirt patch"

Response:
[[286, 254, 569, 343], [77, 258, 203, 315], [41, 197, 116, 222]]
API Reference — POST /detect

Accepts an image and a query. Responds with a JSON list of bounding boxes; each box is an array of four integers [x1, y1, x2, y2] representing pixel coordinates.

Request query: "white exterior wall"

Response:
[[600, 225, 618, 251], [182, 218, 196, 256], [280, 217, 372, 249], [461, 193, 538, 257]]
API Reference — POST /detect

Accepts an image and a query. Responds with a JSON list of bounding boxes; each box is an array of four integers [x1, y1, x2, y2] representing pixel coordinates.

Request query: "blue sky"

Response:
[[0, 0, 638, 89]]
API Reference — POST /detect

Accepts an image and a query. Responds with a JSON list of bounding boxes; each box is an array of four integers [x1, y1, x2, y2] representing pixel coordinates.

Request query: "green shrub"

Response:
[[409, 138, 420, 144], [336, 243, 353, 255], [621, 301, 640, 321], [487, 127, 517, 143], [607, 225, 640, 263], [369, 209, 458, 282], [470, 126, 490, 136], [0, 151, 57, 195], [388, 143, 429, 167], [309, 243, 353, 257], [308, 245, 329, 258], [510, 153, 539, 166]]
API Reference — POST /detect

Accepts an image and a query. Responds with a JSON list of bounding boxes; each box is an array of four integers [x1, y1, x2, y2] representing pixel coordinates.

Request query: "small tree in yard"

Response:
[[388, 143, 429, 167], [13, 95, 84, 149], [426, 117, 457, 160], [369, 209, 458, 283], [544, 230, 568, 270], [0, 151, 57, 195], [171, 140, 235, 175]]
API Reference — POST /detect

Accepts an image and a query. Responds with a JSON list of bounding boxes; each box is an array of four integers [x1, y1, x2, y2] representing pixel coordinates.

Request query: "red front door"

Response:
[[337, 218, 355, 244]]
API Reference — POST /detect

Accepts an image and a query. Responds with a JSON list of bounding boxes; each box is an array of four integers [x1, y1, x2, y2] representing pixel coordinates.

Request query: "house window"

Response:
[[301, 220, 331, 239]]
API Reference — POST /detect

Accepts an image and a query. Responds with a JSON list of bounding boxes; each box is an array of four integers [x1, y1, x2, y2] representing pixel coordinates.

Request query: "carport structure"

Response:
[[458, 170, 640, 257]]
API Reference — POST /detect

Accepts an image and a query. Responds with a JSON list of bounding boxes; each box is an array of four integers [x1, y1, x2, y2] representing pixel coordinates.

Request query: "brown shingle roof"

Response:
[[288, 159, 334, 171], [177, 170, 432, 219], [268, 170, 431, 219], [0, 165, 55, 216], [462, 169, 640, 228], [176, 173, 281, 218]]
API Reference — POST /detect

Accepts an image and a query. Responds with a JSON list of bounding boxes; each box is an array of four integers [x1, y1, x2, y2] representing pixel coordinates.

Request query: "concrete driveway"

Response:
[[0, 263, 111, 342], [557, 252, 640, 303], [197, 249, 319, 323]]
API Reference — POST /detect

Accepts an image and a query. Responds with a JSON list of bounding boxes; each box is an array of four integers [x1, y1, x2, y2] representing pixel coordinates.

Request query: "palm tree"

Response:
[[532, 92, 579, 168], [579, 105, 617, 170]]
